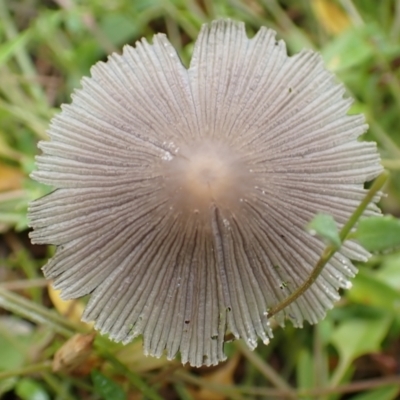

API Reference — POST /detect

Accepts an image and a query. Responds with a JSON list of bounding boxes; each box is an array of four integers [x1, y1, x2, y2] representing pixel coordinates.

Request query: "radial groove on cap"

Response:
[[29, 19, 382, 367]]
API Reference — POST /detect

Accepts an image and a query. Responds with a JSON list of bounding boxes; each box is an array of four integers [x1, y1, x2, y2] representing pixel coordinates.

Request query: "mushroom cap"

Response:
[[29, 19, 382, 367]]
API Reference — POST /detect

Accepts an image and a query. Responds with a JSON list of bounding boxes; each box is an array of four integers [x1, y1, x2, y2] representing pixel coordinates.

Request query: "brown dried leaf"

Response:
[[53, 333, 99, 374], [193, 353, 240, 400]]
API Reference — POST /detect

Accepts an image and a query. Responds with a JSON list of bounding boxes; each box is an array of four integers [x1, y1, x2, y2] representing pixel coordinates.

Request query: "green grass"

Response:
[[1, 0, 400, 399]]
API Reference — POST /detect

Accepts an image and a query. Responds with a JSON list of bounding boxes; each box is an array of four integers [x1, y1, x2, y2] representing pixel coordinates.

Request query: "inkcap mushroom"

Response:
[[29, 19, 382, 367]]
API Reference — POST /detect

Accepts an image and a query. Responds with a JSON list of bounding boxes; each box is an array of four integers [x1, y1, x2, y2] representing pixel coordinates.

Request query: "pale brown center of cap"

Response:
[[162, 140, 252, 214]]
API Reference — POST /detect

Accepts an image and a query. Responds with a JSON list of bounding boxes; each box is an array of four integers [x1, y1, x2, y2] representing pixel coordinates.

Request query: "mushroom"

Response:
[[29, 19, 382, 367]]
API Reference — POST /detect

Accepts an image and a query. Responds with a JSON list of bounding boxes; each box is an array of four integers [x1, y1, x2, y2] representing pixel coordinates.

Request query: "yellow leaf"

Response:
[[48, 284, 91, 327], [0, 163, 23, 191], [312, 0, 351, 35], [115, 339, 171, 372]]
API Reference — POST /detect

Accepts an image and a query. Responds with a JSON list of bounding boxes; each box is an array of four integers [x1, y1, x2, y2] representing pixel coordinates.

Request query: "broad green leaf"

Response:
[[348, 269, 400, 312], [0, 334, 26, 370], [92, 370, 126, 400], [0, 378, 17, 397], [376, 254, 400, 290], [318, 318, 335, 345], [354, 215, 400, 252], [296, 349, 313, 393], [330, 315, 391, 386], [322, 25, 376, 71], [307, 213, 341, 247], [330, 316, 391, 366], [15, 378, 50, 400], [0, 319, 41, 375], [100, 14, 139, 46]]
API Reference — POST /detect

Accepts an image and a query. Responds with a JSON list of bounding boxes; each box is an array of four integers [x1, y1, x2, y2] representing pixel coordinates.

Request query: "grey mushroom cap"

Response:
[[29, 19, 382, 367]]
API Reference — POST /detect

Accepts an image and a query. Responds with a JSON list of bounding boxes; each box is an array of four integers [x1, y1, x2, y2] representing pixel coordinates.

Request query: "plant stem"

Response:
[[313, 325, 328, 400], [174, 370, 246, 400], [268, 171, 388, 317], [381, 159, 400, 170], [304, 375, 400, 397], [95, 346, 164, 400], [235, 340, 296, 398], [0, 361, 52, 380], [0, 287, 83, 337], [390, 0, 400, 40], [260, 0, 315, 49], [338, 0, 364, 26], [0, 278, 48, 290], [370, 41, 400, 111], [41, 372, 76, 400], [367, 115, 400, 158], [169, 374, 400, 398], [0, 0, 47, 106], [174, 383, 195, 400]]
